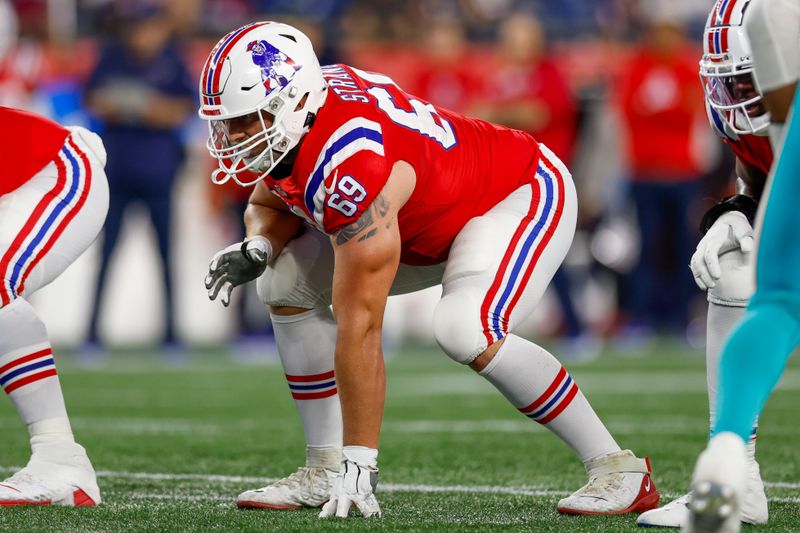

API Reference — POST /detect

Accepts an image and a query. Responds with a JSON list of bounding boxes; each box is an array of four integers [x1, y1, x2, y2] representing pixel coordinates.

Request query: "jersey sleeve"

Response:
[[300, 116, 389, 234], [311, 148, 389, 235]]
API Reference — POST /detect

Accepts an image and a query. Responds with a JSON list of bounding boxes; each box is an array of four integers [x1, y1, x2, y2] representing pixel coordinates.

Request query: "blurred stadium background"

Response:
[[1, 0, 734, 354], [5, 1, 800, 531]]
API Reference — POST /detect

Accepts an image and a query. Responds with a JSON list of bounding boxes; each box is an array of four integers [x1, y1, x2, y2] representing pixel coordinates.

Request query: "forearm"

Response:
[[244, 203, 303, 259], [735, 161, 766, 201], [335, 322, 386, 448]]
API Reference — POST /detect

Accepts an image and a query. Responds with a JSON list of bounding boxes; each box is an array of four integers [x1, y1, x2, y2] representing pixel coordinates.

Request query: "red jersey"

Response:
[[0, 107, 69, 195], [480, 59, 577, 164], [264, 65, 541, 266], [705, 102, 773, 183], [617, 47, 705, 180]]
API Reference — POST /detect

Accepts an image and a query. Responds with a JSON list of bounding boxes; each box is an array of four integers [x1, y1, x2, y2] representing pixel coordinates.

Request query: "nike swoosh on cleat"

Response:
[[644, 478, 651, 492], [0, 483, 21, 493]]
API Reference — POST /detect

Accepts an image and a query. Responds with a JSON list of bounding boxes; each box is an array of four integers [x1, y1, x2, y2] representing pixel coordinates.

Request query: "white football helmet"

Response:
[[198, 21, 327, 186], [699, 0, 769, 135]]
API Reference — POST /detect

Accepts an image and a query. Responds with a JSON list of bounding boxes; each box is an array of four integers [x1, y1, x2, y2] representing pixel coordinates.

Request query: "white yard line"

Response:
[[0, 466, 798, 501], [1, 415, 795, 437]]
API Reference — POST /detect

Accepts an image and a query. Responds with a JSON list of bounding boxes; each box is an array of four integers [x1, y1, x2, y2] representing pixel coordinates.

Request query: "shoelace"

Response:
[[1, 470, 50, 499], [6, 470, 42, 486], [578, 472, 625, 497], [272, 467, 324, 492]]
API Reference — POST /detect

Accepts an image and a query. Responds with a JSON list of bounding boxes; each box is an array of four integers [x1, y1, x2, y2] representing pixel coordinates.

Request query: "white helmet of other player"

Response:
[[198, 21, 327, 186], [700, 0, 769, 135]]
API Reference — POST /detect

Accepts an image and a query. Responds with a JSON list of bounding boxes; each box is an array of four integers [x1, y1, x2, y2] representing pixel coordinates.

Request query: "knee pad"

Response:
[[256, 229, 335, 309], [0, 298, 48, 354], [707, 248, 755, 307], [433, 291, 488, 364]]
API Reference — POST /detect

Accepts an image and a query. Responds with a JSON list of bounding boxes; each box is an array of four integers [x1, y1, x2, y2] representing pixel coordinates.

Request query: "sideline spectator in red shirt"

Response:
[[472, 12, 578, 164], [615, 6, 705, 340], [410, 19, 478, 115]]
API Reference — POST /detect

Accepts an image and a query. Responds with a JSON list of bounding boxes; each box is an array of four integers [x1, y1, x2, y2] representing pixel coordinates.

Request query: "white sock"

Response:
[[271, 308, 342, 450], [480, 334, 620, 462], [0, 299, 72, 439], [706, 302, 758, 459]]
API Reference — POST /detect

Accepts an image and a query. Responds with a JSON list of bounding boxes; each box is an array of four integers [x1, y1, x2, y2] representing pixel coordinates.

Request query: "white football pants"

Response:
[[0, 127, 109, 308], [257, 143, 577, 363]]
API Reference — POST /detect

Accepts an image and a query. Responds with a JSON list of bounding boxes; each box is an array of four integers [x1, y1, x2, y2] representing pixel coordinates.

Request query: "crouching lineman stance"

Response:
[[200, 22, 659, 518], [686, 0, 800, 531], [0, 107, 108, 506], [638, 0, 771, 527]]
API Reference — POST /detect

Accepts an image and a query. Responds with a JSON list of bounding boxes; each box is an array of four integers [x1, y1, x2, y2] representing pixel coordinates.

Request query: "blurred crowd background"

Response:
[[0, 0, 739, 360]]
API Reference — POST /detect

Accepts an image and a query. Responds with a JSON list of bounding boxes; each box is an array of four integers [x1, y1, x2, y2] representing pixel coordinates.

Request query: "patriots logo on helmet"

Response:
[[246, 39, 301, 93]]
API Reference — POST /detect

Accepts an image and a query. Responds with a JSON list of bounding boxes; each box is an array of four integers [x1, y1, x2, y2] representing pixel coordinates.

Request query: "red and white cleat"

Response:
[[0, 443, 100, 507], [558, 449, 659, 515]]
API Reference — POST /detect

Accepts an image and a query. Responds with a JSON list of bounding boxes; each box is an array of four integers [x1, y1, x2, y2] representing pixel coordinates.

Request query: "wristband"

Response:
[[241, 236, 273, 264], [343, 445, 378, 468], [699, 194, 758, 235]]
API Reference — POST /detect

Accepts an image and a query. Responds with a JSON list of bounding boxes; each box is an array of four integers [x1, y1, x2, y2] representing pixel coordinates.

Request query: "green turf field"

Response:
[[1, 341, 798, 531]]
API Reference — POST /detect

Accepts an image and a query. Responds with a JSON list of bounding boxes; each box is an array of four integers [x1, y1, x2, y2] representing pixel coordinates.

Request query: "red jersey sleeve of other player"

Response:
[[0, 107, 69, 195]]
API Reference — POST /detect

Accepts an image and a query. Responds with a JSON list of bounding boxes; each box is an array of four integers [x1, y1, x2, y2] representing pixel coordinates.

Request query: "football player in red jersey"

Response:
[[200, 22, 659, 518], [636, 0, 772, 528], [0, 107, 107, 506]]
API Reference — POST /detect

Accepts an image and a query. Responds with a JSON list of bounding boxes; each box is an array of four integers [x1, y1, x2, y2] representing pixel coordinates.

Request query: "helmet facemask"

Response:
[[206, 93, 295, 186], [701, 67, 769, 135]]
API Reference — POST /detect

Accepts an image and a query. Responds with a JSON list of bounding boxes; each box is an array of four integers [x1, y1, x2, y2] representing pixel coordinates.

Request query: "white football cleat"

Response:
[[637, 493, 691, 527], [684, 432, 747, 533], [558, 449, 659, 515], [637, 456, 767, 528], [237, 466, 336, 510], [237, 446, 340, 510], [0, 442, 100, 507]]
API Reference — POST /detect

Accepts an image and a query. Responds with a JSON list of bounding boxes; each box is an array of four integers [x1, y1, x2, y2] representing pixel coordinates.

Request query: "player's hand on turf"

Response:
[[690, 211, 753, 290], [319, 447, 381, 519], [204, 236, 272, 307]]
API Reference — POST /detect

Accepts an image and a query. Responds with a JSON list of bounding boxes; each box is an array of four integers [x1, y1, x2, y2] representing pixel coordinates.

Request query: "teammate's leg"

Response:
[[687, 136, 800, 532], [638, 250, 767, 527], [0, 128, 108, 506], [434, 145, 657, 515]]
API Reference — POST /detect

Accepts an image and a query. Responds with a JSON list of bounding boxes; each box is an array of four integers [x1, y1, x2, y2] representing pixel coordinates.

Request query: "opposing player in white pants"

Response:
[[637, 0, 771, 527], [0, 107, 108, 506]]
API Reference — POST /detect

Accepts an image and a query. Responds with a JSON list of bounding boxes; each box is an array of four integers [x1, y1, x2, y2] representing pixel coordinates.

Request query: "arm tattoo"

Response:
[[335, 194, 390, 245]]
